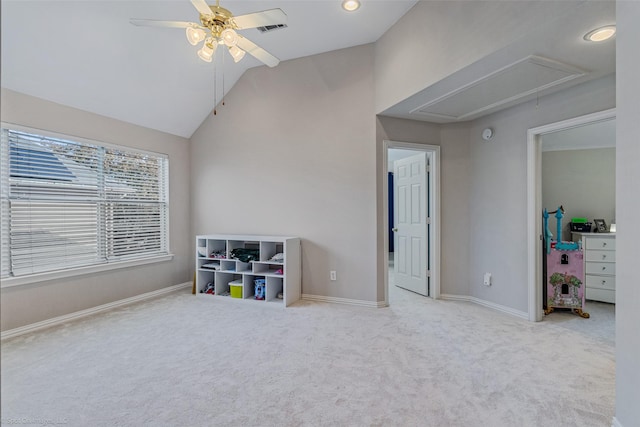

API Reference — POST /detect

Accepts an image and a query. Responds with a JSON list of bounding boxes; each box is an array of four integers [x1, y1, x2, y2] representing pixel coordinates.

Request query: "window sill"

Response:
[[0, 254, 175, 289]]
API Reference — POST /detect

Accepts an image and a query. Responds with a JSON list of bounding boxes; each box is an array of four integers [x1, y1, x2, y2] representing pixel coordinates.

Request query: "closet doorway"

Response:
[[382, 141, 440, 306]]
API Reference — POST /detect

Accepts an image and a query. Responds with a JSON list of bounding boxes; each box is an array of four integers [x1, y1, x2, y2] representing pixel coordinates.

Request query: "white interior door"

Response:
[[394, 152, 429, 296]]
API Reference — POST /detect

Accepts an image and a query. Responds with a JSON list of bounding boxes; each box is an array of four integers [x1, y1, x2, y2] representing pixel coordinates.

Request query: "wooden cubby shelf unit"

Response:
[[195, 234, 301, 306]]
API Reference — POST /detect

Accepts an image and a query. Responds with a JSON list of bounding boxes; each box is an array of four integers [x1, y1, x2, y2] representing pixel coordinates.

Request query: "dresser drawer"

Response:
[[585, 250, 616, 263], [585, 287, 615, 304], [584, 237, 615, 250], [586, 274, 616, 290], [585, 262, 616, 275]]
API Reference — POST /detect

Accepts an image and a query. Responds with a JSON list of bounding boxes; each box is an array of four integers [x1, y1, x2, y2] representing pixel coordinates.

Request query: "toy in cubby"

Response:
[[200, 282, 215, 295], [254, 278, 266, 300]]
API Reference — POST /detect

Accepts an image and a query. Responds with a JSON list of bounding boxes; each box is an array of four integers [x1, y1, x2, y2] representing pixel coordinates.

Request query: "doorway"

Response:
[[527, 108, 616, 321], [382, 141, 440, 306]]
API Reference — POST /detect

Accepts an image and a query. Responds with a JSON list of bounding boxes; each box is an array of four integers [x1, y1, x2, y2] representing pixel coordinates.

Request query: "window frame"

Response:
[[0, 123, 173, 289]]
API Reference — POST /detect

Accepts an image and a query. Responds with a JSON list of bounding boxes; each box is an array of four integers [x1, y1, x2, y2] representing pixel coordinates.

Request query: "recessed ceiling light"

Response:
[[342, 0, 361, 12], [584, 25, 616, 42]]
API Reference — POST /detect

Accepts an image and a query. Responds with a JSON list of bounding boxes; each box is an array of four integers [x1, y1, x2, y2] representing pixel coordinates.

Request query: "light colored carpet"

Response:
[[1, 282, 614, 426]]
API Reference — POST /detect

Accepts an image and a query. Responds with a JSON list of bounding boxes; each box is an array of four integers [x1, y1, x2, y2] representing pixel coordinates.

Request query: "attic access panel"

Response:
[[412, 55, 587, 121]]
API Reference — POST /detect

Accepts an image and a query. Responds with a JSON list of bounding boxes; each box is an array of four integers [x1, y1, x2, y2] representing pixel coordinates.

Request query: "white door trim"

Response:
[[383, 140, 441, 306], [526, 108, 616, 321]]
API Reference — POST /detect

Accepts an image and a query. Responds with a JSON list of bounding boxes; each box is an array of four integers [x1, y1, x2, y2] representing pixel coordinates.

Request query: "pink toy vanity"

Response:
[[544, 248, 589, 318]]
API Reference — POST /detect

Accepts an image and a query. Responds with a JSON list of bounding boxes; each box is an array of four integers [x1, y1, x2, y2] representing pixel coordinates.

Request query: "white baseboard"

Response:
[[302, 294, 387, 308], [440, 293, 529, 320], [1, 282, 192, 341], [612, 417, 623, 427], [302, 292, 527, 315]]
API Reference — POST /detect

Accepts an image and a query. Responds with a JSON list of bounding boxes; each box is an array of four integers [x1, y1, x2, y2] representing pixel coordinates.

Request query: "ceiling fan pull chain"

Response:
[[130, 0, 285, 119], [213, 53, 218, 115]]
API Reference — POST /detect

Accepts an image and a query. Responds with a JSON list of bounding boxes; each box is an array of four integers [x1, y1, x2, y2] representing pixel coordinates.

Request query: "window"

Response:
[[0, 126, 169, 281]]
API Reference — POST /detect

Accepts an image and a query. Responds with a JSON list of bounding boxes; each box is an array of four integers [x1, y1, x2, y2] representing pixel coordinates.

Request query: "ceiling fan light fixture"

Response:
[[197, 40, 217, 62], [221, 28, 239, 46], [584, 25, 616, 42], [186, 26, 206, 46], [229, 45, 246, 63], [342, 0, 361, 12]]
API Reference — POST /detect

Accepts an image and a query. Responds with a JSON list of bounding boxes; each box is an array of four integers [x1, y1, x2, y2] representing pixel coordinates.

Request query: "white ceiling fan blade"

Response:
[[191, 0, 212, 16], [130, 19, 196, 29], [233, 9, 287, 30], [236, 35, 280, 68]]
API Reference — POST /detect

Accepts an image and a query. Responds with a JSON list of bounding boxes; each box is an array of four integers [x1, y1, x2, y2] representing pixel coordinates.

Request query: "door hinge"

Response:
[[426, 270, 431, 277], [426, 217, 431, 224]]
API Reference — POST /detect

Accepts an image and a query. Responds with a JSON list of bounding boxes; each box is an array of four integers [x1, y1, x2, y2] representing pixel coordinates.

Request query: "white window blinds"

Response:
[[0, 127, 169, 279]]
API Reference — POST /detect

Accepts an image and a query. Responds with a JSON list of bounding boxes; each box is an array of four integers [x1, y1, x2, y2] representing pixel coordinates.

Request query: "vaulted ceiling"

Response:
[[1, 0, 418, 137], [2, 1, 615, 139]]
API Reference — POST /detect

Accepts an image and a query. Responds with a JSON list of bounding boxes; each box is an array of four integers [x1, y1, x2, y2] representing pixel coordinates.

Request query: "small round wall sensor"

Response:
[[482, 128, 494, 141]]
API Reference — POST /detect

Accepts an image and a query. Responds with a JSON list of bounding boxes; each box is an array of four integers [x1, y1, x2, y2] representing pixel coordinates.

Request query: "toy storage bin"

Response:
[[229, 280, 243, 298], [570, 222, 592, 232]]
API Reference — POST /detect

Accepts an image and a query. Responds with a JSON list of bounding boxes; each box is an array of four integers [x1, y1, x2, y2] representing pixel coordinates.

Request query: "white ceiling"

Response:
[[541, 118, 616, 152], [381, 0, 616, 123], [1, 0, 418, 138], [1, 1, 616, 139]]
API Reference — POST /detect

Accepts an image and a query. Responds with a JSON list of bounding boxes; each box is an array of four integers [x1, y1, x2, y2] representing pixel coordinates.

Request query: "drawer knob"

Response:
[[602, 267, 606, 271], [602, 280, 606, 285], [603, 242, 607, 247], [602, 255, 607, 259]]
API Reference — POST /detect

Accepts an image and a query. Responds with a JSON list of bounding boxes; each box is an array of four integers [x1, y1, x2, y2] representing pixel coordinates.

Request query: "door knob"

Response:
[[392, 228, 398, 232]]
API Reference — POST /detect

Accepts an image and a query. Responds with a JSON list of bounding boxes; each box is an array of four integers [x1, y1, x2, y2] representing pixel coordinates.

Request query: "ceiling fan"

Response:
[[130, 0, 286, 68]]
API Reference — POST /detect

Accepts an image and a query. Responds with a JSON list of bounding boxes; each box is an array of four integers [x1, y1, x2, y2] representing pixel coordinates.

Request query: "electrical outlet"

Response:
[[330, 271, 337, 281], [483, 273, 491, 286]]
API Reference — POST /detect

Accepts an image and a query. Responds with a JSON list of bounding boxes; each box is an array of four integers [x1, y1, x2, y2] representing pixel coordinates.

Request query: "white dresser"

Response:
[[578, 233, 616, 304]]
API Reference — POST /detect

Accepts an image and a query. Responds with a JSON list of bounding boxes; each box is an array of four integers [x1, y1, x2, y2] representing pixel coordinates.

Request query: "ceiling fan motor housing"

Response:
[[200, 6, 237, 37], [130, 0, 285, 68]]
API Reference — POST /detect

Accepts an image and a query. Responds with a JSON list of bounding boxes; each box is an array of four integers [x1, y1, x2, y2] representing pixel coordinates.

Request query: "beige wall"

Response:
[[372, 0, 619, 317], [376, 76, 614, 312], [0, 89, 192, 331], [375, 116, 472, 300], [615, 1, 640, 425], [438, 123, 472, 297], [542, 148, 616, 240], [465, 75, 615, 313], [190, 44, 378, 302]]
